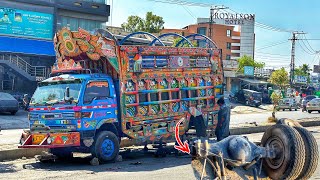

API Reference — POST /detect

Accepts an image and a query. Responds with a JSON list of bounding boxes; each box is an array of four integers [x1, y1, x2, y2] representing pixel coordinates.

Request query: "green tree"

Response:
[[121, 12, 164, 33], [269, 68, 289, 90], [237, 55, 265, 73], [120, 15, 144, 32], [172, 37, 197, 47]]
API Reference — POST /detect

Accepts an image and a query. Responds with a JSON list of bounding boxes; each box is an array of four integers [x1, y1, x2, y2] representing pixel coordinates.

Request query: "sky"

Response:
[[108, 0, 320, 69]]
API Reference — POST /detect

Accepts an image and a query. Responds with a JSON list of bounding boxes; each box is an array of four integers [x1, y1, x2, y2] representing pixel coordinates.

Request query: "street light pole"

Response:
[[289, 31, 306, 87]]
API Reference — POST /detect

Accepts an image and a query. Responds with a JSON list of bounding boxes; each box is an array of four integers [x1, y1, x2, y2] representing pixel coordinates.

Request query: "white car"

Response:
[[306, 98, 320, 113]]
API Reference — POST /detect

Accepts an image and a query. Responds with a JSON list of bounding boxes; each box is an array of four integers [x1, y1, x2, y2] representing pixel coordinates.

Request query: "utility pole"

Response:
[[209, 6, 228, 39], [289, 31, 306, 87]]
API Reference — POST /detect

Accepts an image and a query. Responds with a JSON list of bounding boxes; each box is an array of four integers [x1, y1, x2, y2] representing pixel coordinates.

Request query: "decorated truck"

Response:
[[19, 28, 224, 162]]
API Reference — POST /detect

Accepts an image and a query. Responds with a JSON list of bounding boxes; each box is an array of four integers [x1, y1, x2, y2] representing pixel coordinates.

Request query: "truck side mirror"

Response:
[[65, 87, 70, 99]]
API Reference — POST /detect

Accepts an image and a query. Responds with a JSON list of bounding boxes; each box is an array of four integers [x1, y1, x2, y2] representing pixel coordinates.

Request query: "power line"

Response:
[[182, 5, 197, 20], [297, 41, 316, 55], [298, 35, 316, 54], [256, 40, 289, 50], [255, 51, 290, 57], [225, 8, 293, 33], [145, 0, 210, 7], [302, 34, 316, 52]]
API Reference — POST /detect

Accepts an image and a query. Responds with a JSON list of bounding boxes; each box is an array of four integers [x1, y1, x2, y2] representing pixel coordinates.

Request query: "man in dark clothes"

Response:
[[215, 97, 231, 141]]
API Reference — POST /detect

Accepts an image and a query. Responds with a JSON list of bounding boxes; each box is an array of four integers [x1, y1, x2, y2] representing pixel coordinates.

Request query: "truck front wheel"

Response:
[[91, 131, 119, 163]]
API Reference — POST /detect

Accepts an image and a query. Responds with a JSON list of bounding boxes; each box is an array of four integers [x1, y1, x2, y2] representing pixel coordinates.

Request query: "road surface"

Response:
[[0, 126, 319, 180], [1, 108, 319, 130]]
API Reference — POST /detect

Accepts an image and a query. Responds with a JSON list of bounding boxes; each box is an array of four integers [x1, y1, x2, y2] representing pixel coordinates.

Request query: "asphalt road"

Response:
[[231, 110, 320, 125], [1, 108, 319, 130], [0, 111, 29, 130], [0, 126, 319, 180]]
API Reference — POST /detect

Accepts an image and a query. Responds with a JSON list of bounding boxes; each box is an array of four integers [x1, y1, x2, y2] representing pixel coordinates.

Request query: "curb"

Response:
[[0, 148, 47, 162], [230, 119, 320, 135]]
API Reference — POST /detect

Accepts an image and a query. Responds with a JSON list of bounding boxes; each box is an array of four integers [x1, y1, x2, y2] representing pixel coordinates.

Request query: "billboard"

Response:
[[244, 66, 254, 76], [0, 7, 53, 40]]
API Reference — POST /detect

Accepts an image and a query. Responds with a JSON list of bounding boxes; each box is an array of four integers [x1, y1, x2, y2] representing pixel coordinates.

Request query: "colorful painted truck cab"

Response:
[[19, 28, 225, 162]]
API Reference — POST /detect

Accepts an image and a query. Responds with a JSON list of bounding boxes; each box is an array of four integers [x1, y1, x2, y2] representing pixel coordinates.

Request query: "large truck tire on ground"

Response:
[[261, 124, 305, 180]]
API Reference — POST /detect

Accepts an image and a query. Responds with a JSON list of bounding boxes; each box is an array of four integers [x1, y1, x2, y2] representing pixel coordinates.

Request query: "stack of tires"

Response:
[[261, 120, 319, 180]]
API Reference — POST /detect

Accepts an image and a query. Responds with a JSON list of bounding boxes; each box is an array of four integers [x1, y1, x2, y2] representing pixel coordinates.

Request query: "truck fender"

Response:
[[95, 122, 119, 140]]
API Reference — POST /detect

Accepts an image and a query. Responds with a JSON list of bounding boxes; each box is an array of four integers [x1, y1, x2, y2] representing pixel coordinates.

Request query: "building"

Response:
[[161, 11, 255, 92], [0, 0, 110, 93]]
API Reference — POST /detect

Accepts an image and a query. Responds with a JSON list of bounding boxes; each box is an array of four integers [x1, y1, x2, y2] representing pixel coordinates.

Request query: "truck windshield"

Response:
[[30, 80, 82, 106]]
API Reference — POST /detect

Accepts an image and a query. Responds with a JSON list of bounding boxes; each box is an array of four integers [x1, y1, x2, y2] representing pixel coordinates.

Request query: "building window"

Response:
[[227, 29, 231, 37], [197, 27, 207, 35], [197, 27, 207, 48], [227, 42, 231, 49], [226, 55, 231, 60], [60, 16, 104, 31]]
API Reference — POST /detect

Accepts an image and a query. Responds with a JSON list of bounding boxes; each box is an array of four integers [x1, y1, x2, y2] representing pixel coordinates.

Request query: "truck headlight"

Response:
[[47, 137, 52, 144]]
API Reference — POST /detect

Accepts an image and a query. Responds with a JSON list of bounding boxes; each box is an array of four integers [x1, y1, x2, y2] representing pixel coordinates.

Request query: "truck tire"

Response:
[[261, 124, 305, 180], [91, 131, 119, 163], [308, 110, 312, 113], [294, 127, 319, 179]]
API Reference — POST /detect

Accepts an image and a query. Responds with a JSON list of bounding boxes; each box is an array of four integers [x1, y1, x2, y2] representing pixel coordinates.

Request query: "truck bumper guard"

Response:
[[18, 132, 81, 149]]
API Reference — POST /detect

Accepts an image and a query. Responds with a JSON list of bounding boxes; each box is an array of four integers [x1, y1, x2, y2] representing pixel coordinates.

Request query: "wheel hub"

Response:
[[101, 139, 115, 157], [265, 136, 285, 169]]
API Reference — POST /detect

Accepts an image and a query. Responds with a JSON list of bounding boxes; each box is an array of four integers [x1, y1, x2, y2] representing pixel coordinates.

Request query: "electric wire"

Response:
[[256, 40, 289, 50], [299, 35, 316, 55], [298, 41, 316, 55], [302, 34, 316, 53]]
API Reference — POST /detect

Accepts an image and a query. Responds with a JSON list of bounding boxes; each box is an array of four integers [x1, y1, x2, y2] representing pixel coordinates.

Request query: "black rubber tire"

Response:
[[289, 108, 292, 111], [91, 131, 119, 163], [294, 127, 319, 179], [261, 124, 305, 180], [295, 109, 297, 111], [308, 110, 312, 113], [50, 148, 73, 159], [318, 110, 320, 113]]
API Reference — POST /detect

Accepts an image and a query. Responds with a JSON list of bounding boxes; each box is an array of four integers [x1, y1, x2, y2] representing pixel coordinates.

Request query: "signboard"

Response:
[[244, 66, 254, 76], [223, 60, 238, 70], [294, 75, 308, 84], [0, 7, 53, 39], [254, 68, 273, 78], [314, 65, 320, 73], [224, 71, 236, 77], [210, 12, 255, 25]]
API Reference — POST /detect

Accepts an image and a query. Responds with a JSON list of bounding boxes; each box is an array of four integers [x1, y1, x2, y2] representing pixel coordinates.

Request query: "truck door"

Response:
[[81, 80, 117, 132]]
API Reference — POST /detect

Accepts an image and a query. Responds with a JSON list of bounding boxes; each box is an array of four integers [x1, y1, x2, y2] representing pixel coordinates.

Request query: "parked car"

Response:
[[224, 97, 234, 109], [235, 89, 262, 107], [0, 92, 19, 115], [301, 95, 318, 112], [306, 98, 320, 113], [277, 98, 299, 111]]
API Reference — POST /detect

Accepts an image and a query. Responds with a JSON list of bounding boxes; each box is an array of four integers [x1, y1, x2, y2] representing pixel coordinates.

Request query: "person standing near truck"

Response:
[[215, 97, 231, 141], [23, 94, 29, 111]]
